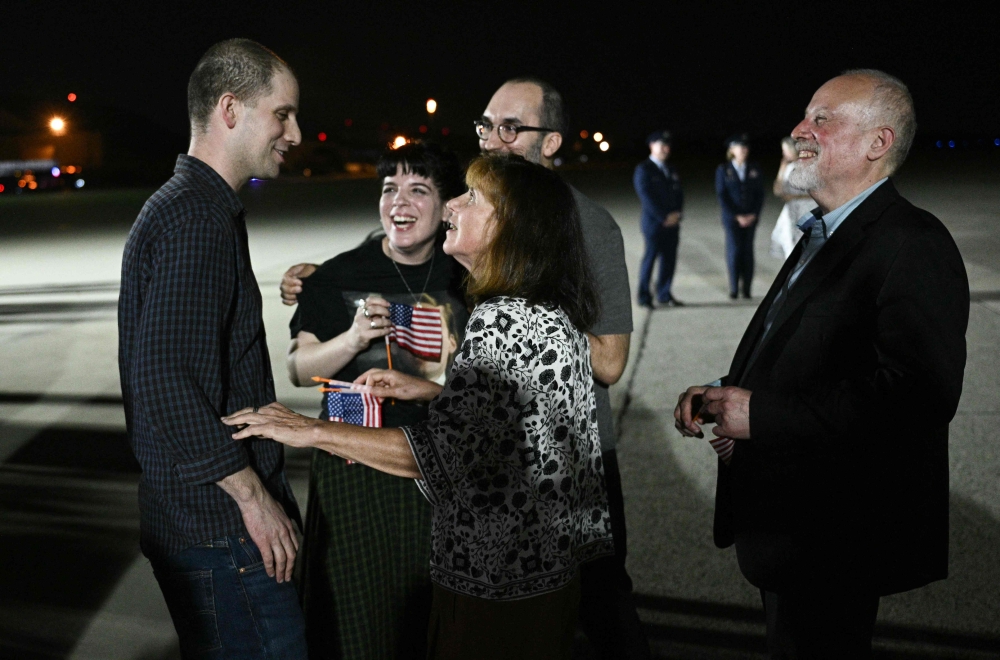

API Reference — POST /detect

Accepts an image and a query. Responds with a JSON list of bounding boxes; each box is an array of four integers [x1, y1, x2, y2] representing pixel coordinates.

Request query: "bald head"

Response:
[[479, 79, 565, 168], [841, 69, 916, 174], [790, 70, 915, 211]]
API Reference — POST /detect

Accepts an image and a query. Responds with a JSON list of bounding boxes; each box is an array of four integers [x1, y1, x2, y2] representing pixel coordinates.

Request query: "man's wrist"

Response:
[[217, 466, 265, 505]]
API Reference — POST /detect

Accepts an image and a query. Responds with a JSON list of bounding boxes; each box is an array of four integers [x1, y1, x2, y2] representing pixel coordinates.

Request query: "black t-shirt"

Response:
[[291, 237, 469, 427]]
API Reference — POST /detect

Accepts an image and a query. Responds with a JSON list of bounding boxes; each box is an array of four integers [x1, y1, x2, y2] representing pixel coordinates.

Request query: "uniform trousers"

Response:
[[638, 225, 680, 305], [722, 219, 758, 297]]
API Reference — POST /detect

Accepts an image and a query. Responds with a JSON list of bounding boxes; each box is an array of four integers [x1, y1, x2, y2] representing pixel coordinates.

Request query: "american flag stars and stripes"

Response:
[[324, 390, 383, 428], [709, 436, 735, 464], [388, 302, 443, 360]]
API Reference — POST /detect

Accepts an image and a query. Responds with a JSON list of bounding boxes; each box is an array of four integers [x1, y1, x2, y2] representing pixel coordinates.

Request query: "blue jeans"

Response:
[[150, 535, 307, 660]]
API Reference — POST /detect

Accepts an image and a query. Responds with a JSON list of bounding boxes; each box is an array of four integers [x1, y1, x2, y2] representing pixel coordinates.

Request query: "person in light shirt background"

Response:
[[769, 135, 815, 259]]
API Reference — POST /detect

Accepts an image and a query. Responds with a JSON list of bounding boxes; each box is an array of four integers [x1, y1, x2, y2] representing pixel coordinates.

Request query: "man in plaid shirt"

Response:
[[118, 39, 306, 658]]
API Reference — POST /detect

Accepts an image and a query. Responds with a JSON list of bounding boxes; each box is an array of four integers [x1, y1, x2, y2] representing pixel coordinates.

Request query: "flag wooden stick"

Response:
[[385, 336, 395, 405]]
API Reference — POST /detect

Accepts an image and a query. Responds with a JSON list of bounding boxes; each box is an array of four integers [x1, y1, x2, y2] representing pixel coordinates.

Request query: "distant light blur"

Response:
[[75, 179, 85, 188], [345, 119, 353, 127], [392, 136, 407, 149], [67, 93, 77, 102], [579, 130, 589, 139], [593, 132, 604, 142], [426, 99, 437, 114], [49, 117, 66, 135], [51, 167, 61, 177], [65, 165, 77, 174], [0, 184, 5, 193], [318, 132, 327, 142], [419, 125, 428, 134], [599, 141, 610, 152]]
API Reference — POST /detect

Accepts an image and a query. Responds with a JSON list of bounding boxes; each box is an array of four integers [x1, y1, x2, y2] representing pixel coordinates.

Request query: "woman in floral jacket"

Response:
[[225, 153, 613, 659]]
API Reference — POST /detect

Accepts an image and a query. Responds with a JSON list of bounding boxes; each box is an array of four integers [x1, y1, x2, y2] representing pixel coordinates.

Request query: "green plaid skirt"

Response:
[[298, 450, 433, 660]]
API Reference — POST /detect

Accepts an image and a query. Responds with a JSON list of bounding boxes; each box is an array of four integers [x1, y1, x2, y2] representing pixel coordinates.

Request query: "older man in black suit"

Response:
[[675, 69, 969, 657]]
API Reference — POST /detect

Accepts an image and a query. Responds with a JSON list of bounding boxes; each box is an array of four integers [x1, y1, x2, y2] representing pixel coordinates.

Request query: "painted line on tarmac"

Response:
[[615, 307, 654, 443]]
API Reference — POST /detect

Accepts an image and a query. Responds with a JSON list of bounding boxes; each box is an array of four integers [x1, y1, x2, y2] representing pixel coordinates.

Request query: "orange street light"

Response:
[[49, 117, 66, 135], [593, 132, 604, 142], [599, 141, 610, 152], [426, 98, 437, 114], [392, 135, 407, 149]]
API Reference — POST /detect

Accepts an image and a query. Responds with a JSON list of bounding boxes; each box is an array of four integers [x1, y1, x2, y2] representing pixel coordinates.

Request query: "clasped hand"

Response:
[[674, 385, 752, 440]]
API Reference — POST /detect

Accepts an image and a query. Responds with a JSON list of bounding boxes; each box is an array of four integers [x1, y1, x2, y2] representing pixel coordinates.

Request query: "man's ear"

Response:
[[218, 93, 239, 130], [541, 131, 563, 159], [867, 126, 895, 163]]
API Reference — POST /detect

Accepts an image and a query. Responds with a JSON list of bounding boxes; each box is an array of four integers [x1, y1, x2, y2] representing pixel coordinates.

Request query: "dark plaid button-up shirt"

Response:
[[119, 154, 300, 558]]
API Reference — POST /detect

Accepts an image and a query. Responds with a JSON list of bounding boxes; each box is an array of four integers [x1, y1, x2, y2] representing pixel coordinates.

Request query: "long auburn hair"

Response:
[[464, 153, 599, 331]]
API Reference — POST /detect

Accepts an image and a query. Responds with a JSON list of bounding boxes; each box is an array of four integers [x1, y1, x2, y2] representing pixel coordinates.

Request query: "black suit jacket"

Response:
[[714, 180, 969, 596]]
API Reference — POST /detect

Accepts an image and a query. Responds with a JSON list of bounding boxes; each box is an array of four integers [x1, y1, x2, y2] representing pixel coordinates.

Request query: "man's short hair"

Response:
[[843, 68, 916, 174], [188, 39, 291, 135], [504, 77, 567, 137]]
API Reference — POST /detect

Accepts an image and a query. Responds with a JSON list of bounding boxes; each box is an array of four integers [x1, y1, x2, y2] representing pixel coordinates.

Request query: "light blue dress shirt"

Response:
[[732, 160, 746, 182]]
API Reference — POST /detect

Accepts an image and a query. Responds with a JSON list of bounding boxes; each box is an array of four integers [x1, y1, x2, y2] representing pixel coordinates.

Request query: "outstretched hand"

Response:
[[354, 368, 443, 403], [223, 402, 323, 448]]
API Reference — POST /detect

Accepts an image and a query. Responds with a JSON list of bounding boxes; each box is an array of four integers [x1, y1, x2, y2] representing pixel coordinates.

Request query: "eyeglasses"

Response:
[[474, 120, 558, 144]]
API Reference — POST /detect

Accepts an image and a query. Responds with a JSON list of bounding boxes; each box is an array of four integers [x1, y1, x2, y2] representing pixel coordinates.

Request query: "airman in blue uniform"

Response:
[[634, 130, 684, 307], [715, 134, 765, 299]]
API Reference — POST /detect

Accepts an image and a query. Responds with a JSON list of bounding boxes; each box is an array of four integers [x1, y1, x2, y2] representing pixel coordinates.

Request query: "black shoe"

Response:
[[660, 296, 685, 307], [742, 291, 752, 299], [729, 292, 738, 300], [638, 298, 654, 309]]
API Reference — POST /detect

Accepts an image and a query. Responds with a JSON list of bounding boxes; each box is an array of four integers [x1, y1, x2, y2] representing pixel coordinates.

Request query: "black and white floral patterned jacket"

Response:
[[403, 296, 613, 600]]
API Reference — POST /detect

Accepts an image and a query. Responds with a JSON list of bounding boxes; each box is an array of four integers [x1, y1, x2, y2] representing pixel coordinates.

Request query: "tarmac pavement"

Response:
[[0, 157, 997, 658]]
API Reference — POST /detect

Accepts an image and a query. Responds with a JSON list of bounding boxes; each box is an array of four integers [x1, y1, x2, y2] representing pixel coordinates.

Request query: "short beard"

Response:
[[524, 136, 544, 165], [788, 158, 821, 191]]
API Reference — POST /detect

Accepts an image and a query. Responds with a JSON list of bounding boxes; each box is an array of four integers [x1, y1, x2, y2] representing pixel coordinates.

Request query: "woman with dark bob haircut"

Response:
[[286, 142, 468, 658], [226, 153, 613, 659]]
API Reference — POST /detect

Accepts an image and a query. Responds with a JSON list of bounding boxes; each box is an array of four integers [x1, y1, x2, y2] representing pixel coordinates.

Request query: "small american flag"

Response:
[[388, 302, 442, 360], [710, 436, 735, 464], [323, 390, 383, 428]]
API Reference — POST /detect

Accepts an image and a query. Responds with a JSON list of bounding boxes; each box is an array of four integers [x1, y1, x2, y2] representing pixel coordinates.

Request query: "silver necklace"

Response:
[[387, 242, 436, 305]]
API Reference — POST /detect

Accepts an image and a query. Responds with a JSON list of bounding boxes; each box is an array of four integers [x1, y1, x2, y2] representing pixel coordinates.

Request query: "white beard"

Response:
[[788, 159, 821, 191]]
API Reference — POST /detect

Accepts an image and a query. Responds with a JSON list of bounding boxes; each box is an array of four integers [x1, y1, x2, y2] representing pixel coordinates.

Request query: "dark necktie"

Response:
[[708, 209, 828, 464]]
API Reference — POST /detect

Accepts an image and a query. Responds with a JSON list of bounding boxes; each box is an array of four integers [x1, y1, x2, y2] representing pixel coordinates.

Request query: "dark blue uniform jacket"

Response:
[[715, 161, 765, 223], [634, 159, 683, 236]]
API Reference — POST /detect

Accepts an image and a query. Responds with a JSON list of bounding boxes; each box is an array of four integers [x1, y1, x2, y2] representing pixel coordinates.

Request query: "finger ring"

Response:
[[364, 308, 370, 318], [370, 320, 377, 329]]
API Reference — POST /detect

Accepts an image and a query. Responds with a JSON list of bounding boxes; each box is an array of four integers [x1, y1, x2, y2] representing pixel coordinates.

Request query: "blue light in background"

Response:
[[51, 167, 60, 177], [75, 179, 85, 188], [995, 138, 1000, 147], [948, 140, 956, 148], [936, 141, 943, 148]]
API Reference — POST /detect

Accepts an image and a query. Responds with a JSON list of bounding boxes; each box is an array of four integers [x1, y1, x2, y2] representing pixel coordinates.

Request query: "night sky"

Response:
[[3, 1, 997, 155]]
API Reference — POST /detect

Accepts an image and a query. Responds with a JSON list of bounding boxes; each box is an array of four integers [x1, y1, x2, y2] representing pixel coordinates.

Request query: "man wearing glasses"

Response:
[[476, 78, 646, 659]]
